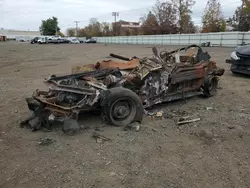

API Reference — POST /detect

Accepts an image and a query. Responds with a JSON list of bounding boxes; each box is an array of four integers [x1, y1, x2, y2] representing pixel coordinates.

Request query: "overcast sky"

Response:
[[0, 0, 241, 32]]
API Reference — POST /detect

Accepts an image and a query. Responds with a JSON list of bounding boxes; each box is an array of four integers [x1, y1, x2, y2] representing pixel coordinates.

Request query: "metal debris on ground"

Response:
[[163, 109, 189, 119], [124, 122, 141, 132], [148, 110, 164, 120], [21, 44, 225, 133], [37, 138, 55, 146], [177, 117, 201, 125], [206, 107, 213, 110], [92, 132, 111, 144]]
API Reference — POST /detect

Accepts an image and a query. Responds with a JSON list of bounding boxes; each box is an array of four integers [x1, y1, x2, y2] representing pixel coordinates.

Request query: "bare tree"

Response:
[[78, 29, 86, 37], [89, 18, 98, 25], [140, 11, 160, 35], [171, 0, 195, 33], [84, 20, 102, 37], [99, 22, 109, 36], [66, 28, 75, 37], [153, 0, 178, 34]]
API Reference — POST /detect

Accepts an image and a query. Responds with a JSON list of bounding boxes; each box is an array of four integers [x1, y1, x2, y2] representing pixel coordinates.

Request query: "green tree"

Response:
[[57, 31, 65, 37], [39, 17, 60, 35], [229, 0, 250, 31], [202, 0, 226, 32]]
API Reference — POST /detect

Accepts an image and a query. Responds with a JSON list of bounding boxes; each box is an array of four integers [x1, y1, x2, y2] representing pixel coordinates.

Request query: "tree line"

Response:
[[39, 0, 250, 37]]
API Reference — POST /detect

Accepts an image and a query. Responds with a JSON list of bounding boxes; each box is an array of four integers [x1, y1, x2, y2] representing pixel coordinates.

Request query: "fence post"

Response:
[[178, 34, 180, 46], [236, 32, 239, 46], [220, 33, 223, 47], [242, 32, 245, 45]]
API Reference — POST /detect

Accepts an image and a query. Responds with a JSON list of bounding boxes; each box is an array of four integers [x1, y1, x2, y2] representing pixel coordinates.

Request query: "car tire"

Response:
[[231, 65, 238, 75], [102, 87, 144, 127], [203, 76, 218, 97], [231, 70, 238, 75]]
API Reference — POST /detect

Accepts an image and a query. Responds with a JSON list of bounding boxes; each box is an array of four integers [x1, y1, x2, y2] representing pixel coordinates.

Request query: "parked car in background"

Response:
[[37, 36, 49, 44], [47, 37, 63, 44], [85, 38, 97, 43], [69, 38, 80, 44], [226, 44, 250, 75], [19, 38, 26, 42], [78, 38, 84, 43], [61, 38, 71, 43], [30, 37, 39, 44]]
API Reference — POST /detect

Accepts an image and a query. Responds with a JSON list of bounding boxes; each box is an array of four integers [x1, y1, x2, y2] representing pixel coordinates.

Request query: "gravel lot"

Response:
[[0, 42, 250, 188]]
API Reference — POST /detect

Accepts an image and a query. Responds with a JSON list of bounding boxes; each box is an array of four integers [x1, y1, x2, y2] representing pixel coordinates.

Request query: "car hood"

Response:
[[235, 45, 250, 55]]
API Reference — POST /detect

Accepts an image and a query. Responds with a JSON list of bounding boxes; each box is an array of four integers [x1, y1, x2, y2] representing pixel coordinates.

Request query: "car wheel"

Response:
[[102, 87, 144, 127], [231, 70, 238, 75], [203, 76, 218, 97]]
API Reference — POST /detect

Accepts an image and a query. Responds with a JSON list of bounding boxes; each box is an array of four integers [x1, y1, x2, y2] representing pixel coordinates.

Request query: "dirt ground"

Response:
[[0, 42, 250, 188]]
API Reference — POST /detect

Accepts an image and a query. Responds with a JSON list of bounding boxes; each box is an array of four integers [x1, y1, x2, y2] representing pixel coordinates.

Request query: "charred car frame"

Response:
[[21, 45, 224, 133]]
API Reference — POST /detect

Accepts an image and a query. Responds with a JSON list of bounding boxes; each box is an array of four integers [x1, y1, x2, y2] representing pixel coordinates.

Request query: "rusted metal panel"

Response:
[[171, 69, 205, 84], [72, 59, 140, 74], [96, 59, 140, 70]]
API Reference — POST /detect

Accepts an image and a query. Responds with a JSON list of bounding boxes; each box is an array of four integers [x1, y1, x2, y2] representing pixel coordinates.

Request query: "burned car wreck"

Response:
[[21, 45, 225, 134]]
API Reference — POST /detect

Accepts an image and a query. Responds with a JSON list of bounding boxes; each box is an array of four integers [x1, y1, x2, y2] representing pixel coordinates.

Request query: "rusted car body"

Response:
[[21, 45, 224, 133]]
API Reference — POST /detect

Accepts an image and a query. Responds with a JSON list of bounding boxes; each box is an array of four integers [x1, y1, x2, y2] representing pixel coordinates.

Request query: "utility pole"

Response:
[[74, 21, 80, 37], [112, 12, 119, 36], [179, 0, 182, 33], [55, 26, 58, 36]]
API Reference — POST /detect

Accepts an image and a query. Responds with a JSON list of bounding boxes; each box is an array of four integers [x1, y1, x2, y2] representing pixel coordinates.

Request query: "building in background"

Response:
[[112, 21, 141, 36], [0, 28, 41, 40]]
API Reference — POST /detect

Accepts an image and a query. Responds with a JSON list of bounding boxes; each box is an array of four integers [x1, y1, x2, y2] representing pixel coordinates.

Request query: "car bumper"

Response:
[[225, 59, 250, 65], [231, 64, 250, 75]]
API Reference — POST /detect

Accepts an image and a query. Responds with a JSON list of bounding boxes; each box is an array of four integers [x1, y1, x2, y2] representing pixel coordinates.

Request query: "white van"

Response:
[[37, 36, 48, 44]]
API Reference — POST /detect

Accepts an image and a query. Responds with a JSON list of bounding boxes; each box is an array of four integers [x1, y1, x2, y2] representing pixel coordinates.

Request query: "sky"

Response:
[[0, 0, 241, 32]]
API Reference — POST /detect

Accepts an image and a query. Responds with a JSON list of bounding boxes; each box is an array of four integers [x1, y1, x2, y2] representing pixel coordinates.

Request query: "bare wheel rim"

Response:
[[109, 97, 136, 124], [209, 77, 217, 92]]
